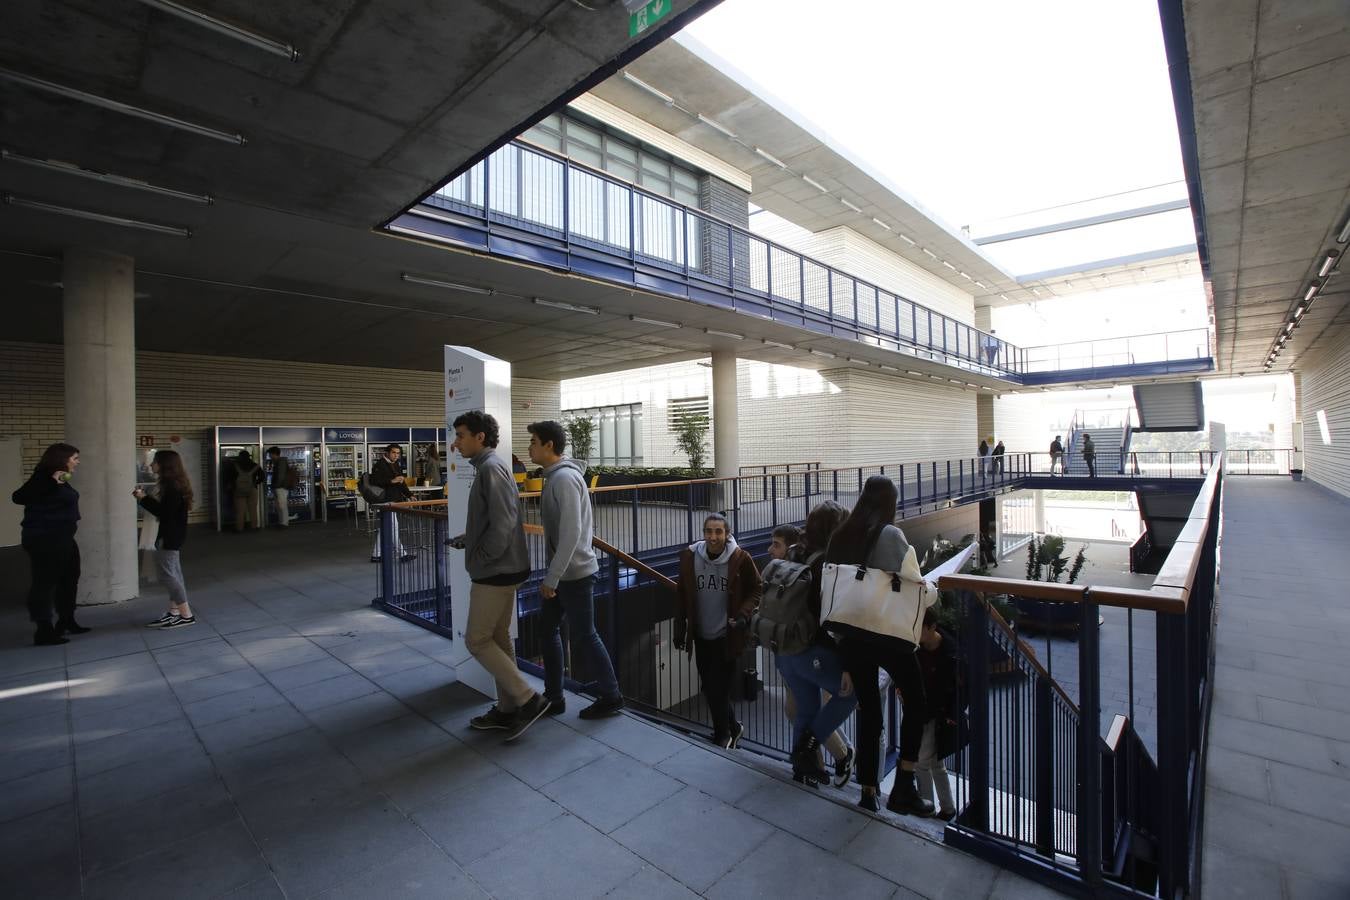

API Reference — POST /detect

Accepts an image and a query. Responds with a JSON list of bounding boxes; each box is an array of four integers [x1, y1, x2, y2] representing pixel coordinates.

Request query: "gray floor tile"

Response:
[[263, 655, 352, 691], [222, 876, 287, 899], [1307, 680, 1350, 715], [345, 646, 436, 680], [84, 818, 268, 900], [562, 711, 690, 765], [412, 769, 565, 865], [170, 666, 268, 705], [840, 819, 1000, 900], [610, 786, 775, 893], [334, 713, 454, 772], [0, 804, 82, 900], [70, 692, 183, 745], [315, 835, 487, 899], [1284, 867, 1350, 900], [80, 778, 237, 875], [734, 778, 871, 853], [194, 703, 311, 755], [706, 829, 896, 899], [1209, 715, 1344, 778], [184, 683, 289, 728], [1204, 745, 1271, 803], [248, 642, 334, 673], [654, 744, 774, 804], [468, 812, 645, 900], [284, 671, 382, 712], [77, 750, 215, 819], [0, 763, 72, 824], [1204, 787, 1350, 881], [1200, 844, 1287, 900], [234, 758, 370, 841], [604, 864, 700, 899], [73, 718, 199, 778], [985, 869, 1077, 899], [0, 737, 71, 785], [210, 727, 343, 792], [365, 738, 501, 812], [1259, 696, 1350, 742], [1267, 760, 1350, 827], [492, 717, 610, 788], [304, 687, 407, 734], [541, 752, 684, 833]]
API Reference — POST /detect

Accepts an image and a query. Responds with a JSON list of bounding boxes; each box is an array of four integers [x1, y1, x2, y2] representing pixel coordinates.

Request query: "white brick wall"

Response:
[[0, 341, 558, 522]]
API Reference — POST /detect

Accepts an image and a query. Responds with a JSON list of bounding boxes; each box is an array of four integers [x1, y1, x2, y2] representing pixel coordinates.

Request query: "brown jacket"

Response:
[[674, 543, 762, 658]]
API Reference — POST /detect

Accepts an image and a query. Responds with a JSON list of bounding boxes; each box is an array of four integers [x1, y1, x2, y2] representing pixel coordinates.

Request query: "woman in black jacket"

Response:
[[11, 443, 87, 645], [134, 450, 196, 629]]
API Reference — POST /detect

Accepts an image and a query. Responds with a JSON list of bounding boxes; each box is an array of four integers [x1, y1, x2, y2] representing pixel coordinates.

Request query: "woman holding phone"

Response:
[[134, 450, 196, 629], [11, 442, 87, 646]]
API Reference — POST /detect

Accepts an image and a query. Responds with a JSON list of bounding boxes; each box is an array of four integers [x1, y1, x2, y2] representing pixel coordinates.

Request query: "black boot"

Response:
[[55, 618, 91, 636], [886, 769, 936, 817], [791, 732, 822, 788], [34, 622, 69, 647]]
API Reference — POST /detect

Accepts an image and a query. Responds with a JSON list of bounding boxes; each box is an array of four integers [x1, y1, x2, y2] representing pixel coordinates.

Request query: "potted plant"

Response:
[[564, 415, 596, 465], [1010, 535, 1089, 636]]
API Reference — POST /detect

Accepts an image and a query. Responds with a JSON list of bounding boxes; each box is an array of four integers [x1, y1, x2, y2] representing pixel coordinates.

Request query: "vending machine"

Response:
[[261, 427, 322, 526], [213, 426, 263, 532], [322, 427, 366, 516]]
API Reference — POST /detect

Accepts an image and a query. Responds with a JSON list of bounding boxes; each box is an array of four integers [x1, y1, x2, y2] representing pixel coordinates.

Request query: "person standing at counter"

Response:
[[11, 443, 88, 646]]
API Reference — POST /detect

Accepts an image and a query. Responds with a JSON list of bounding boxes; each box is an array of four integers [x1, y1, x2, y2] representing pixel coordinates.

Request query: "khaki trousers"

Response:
[[465, 581, 532, 711]]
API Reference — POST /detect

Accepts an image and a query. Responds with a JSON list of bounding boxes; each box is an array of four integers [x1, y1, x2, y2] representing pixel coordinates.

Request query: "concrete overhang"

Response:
[[1173, 0, 1350, 376]]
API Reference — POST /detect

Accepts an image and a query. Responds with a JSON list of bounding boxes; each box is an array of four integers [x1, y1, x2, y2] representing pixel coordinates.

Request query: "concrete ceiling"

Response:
[[1181, 0, 1350, 375]]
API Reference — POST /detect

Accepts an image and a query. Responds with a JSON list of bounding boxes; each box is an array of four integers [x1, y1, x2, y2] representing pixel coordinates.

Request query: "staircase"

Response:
[[1066, 426, 1126, 475]]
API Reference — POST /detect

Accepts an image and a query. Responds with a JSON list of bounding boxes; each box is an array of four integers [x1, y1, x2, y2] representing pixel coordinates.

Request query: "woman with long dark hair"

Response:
[[133, 450, 196, 629], [11, 442, 87, 645], [826, 474, 934, 816]]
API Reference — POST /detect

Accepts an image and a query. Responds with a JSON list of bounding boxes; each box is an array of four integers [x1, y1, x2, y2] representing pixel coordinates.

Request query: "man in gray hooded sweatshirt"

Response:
[[450, 411, 549, 742], [528, 420, 623, 720]]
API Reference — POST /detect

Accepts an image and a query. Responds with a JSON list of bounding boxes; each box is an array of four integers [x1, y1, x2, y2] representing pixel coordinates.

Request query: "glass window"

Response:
[[562, 404, 643, 466]]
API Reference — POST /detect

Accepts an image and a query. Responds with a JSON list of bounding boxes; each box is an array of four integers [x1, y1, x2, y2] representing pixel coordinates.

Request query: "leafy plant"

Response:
[[1024, 534, 1088, 584], [922, 534, 1018, 633], [672, 410, 710, 472], [564, 415, 596, 463]]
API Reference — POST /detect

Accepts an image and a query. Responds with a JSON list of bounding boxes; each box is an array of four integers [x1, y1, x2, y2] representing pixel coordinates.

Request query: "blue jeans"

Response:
[[777, 645, 857, 744], [541, 575, 621, 703]]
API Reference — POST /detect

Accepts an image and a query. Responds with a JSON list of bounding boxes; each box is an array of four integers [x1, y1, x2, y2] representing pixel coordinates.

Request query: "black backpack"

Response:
[[357, 473, 385, 504], [751, 551, 823, 655]]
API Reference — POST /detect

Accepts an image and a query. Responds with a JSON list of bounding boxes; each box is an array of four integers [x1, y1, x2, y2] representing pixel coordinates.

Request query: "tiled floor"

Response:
[[1201, 477, 1350, 899], [0, 522, 1062, 899]]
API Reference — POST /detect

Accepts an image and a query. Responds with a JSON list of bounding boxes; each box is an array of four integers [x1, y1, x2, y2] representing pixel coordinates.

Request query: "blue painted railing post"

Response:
[[379, 509, 396, 606], [1156, 605, 1189, 899], [770, 474, 778, 527], [433, 516, 448, 628], [687, 483, 695, 545], [605, 552, 621, 663], [963, 590, 990, 830], [630, 488, 640, 554], [832, 469, 838, 501], [1034, 672, 1055, 856], [898, 464, 905, 511], [561, 158, 570, 244], [1077, 590, 1103, 886]]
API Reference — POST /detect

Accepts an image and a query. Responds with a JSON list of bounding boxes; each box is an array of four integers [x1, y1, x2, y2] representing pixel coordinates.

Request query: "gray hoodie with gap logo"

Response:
[[540, 457, 598, 590]]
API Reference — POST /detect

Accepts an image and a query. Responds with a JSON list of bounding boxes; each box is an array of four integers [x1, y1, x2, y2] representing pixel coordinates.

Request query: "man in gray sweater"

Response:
[[450, 411, 548, 742], [528, 421, 623, 720]]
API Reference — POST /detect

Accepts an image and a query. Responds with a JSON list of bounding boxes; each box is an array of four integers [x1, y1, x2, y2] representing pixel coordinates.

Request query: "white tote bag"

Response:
[[820, 543, 934, 646]]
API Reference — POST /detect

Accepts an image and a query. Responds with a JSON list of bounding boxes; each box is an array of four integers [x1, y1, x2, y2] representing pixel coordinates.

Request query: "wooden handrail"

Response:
[[521, 522, 676, 589], [981, 590, 1080, 713]]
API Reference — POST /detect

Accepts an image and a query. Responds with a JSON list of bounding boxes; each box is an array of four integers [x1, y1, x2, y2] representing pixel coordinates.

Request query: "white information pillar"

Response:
[[444, 346, 514, 698]]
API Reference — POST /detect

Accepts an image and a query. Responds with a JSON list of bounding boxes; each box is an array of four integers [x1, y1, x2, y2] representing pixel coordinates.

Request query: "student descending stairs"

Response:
[[1065, 426, 1127, 475]]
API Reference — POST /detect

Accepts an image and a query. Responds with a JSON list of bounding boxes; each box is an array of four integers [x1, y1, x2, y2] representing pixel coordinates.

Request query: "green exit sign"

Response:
[[629, 0, 671, 37]]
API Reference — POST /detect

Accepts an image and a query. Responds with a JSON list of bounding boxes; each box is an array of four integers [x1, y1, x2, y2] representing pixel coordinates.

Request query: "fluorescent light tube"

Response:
[[871, 218, 891, 230], [696, 114, 735, 138], [899, 234, 916, 245], [1294, 305, 1305, 319], [1284, 321, 1295, 333], [3, 193, 191, 237], [802, 175, 828, 192], [763, 339, 794, 350], [1318, 250, 1340, 277], [0, 68, 246, 145], [809, 349, 836, 359], [973, 281, 986, 289], [630, 315, 680, 328], [136, 0, 299, 61], [534, 297, 599, 315], [921, 248, 938, 259], [846, 357, 869, 365], [401, 273, 493, 295], [878, 365, 898, 372], [622, 71, 674, 105], [942, 261, 957, 271], [1304, 282, 1321, 302], [959, 271, 972, 280], [906, 370, 923, 376], [754, 147, 787, 169], [1338, 210, 1350, 243], [949, 378, 964, 385], [705, 328, 743, 340], [1000, 294, 1010, 301], [1, 149, 212, 204], [840, 198, 862, 213]]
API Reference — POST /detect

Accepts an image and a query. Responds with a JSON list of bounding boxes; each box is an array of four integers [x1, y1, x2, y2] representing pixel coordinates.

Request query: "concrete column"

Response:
[[63, 249, 138, 605], [1034, 488, 1046, 534], [711, 351, 739, 481]]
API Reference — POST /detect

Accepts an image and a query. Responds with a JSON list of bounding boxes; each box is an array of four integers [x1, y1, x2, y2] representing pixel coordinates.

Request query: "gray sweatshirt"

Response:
[[864, 524, 912, 572], [540, 457, 598, 589], [693, 537, 737, 640], [464, 448, 530, 582]]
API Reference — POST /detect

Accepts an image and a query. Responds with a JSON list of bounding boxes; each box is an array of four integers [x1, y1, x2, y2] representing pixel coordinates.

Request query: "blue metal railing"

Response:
[[409, 139, 1027, 376], [1023, 329, 1212, 375]]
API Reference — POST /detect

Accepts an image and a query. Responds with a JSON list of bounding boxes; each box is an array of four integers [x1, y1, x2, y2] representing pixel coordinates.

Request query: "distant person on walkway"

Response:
[[978, 439, 990, 478], [11, 442, 87, 646], [425, 446, 442, 487], [267, 446, 291, 528], [528, 420, 624, 721], [982, 329, 999, 367], [767, 524, 800, 562], [992, 440, 1006, 476], [1082, 433, 1097, 478], [915, 607, 959, 820], [370, 444, 413, 562], [777, 501, 857, 788], [1049, 435, 1065, 475], [136, 450, 196, 629], [674, 513, 762, 749], [827, 475, 934, 816], [229, 450, 263, 532], [451, 411, 550, 741], [979, 524, 998, 568]]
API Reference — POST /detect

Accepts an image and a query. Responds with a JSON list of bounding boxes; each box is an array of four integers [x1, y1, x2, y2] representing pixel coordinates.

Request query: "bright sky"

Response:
[[681, 0, 1189, 274]]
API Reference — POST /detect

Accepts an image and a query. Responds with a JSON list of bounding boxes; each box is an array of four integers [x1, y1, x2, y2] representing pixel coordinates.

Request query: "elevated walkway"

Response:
[[0, 523, 1063, 899]]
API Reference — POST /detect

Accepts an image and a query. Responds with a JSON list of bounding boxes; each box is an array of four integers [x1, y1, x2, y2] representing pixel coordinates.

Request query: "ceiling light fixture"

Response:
[[973, 281, 986, 289], [621, 71, 674, 105], [871, 217, 891, 230], [958, 271, 972, 280], [846, 357, 869, 365], [401, 273, 493, 295], [948, 378, 963, 385], [1293, 305, 1305, 319], [1284, 321, 1295, 333], [921, 248, 938, 259], [941, 261, 957, 271], [809, 349, 836, 359], [762, 339, 794, 350], [906, 370, 923, 376], [534, 297, 598, 315], [802, 175, 828, 193], [1, 148, 213, 204], [136, 0, 300, 61], [898, 234, 916, 245], [878, 364, 898, 372], [1337, 209, 1350, 243], [695, 114, 736, 138], [754, 147, 787, 169], [0, 68, 246, 145], [630, 314, 680, 328], [1317, 249, 1341, 277], [840, 198, 862, 213], [3, 193, 191, 237], [1304, 281, 1322, 303], [705, 328, 743, 340]]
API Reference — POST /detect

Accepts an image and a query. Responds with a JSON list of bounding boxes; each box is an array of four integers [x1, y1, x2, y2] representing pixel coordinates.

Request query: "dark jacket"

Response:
[[675, 543, 761, 658], [917, 629, 960, 724], [228, 459, 263, 495], [272, 456, 291, 490], [139, 483, 188, 551], [463, 448, 529, 584], [12, 472, 80, 542], [371, 456, 411, 502]]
